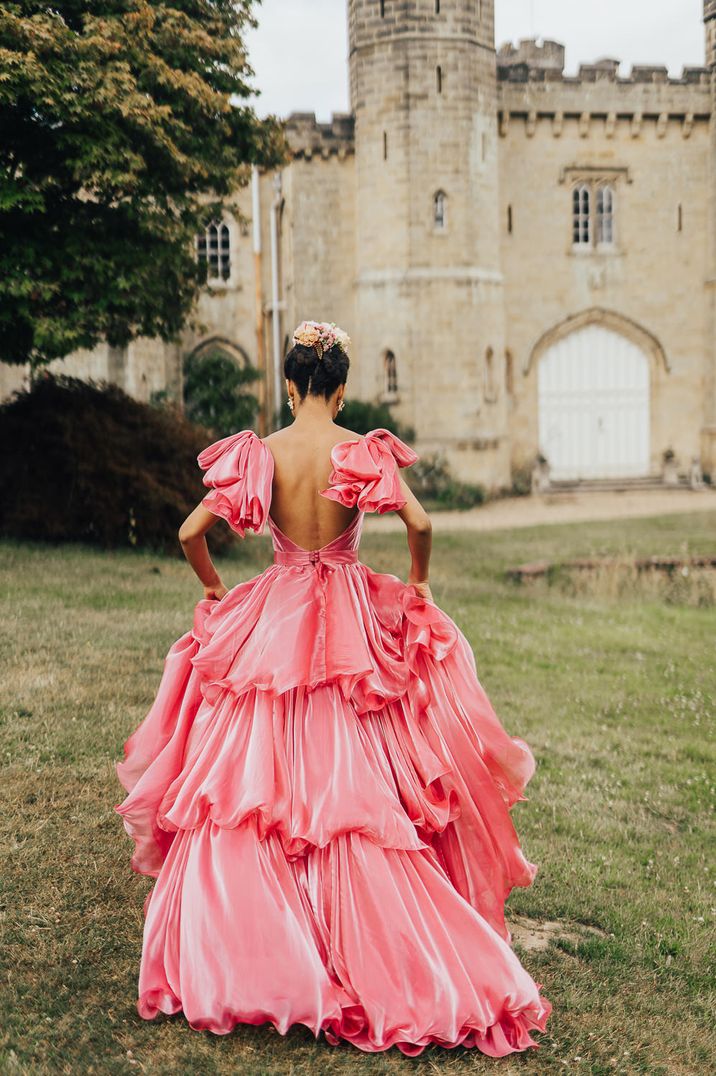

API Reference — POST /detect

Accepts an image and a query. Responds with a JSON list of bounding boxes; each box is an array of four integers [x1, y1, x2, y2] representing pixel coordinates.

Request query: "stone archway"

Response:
[[526, 308, 669, 376], [187, 336, 252, 368], [529, 311, 667, 480], [538, 325, 650, 479]]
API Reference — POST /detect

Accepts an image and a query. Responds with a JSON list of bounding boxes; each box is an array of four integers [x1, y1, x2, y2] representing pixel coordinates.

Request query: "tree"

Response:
[[182, 348, 260, 437], [0, 1, 287, 368]]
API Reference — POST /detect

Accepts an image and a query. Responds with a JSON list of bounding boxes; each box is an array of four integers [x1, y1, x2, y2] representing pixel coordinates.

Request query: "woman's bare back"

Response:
[[264, 423, 363, 551]]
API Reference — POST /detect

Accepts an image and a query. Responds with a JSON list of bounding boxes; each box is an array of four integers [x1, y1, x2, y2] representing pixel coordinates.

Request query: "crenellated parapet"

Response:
[[497, 39, 566, 77], [497, 39, 711, 138], [284, 112, 355, 160], [498, 38, 709, 88]]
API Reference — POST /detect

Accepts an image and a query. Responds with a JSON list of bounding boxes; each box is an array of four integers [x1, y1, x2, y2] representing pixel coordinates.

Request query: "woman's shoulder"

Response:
[[332, 427, 416, 452], [331, 427, 365, 445]]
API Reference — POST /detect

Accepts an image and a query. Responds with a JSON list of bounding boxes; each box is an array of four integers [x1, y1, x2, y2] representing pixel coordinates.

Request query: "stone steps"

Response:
[[545, 476, 693, 494]]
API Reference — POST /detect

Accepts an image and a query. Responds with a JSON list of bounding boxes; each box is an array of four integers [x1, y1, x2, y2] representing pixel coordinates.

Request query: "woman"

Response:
[[115, 320, 552, 1057]]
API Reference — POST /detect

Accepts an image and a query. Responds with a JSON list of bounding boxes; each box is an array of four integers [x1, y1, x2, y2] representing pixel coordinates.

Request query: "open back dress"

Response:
[[114, 426, 552, 1057]]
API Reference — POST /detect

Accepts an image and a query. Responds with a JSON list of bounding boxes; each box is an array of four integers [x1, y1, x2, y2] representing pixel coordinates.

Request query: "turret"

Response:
[[706, 1, 716, 69], [348, 0, 509, 485]]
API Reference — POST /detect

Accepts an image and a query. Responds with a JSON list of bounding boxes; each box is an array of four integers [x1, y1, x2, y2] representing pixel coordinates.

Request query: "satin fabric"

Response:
[[115, 428, 552, 1056]]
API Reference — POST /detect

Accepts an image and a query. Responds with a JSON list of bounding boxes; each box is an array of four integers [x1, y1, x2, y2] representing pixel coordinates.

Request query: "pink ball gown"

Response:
[[114, 427, 553, 1057]]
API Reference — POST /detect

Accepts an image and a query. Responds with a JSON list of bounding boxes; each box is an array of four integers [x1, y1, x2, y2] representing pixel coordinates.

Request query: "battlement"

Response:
[[497, 37, 711, 133], [497, 39, 710, 89], [284, 112, 355, 159], [497, 39, 566, 76]]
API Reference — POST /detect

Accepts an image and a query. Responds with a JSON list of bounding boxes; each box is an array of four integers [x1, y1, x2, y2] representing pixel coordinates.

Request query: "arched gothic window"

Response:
[[384, 350, 398, 395], [196, 220, 231, 281], [572, 185, 591, 247], [596, 183, 615, 245], [571, 176, 620, 249], [433, 190, 447, 230]]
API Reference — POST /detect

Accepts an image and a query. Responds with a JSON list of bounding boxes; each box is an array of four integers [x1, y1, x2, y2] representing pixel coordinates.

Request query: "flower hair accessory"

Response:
[[293, 320, 351, 360]]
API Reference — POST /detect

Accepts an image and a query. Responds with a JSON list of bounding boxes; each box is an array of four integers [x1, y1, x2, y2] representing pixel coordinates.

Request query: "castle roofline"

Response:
[[284, 112, 355, 159], [497, 38, 710, 87]]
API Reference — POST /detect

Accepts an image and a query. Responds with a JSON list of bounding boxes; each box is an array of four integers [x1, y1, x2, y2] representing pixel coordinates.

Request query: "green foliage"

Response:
[[276, 396, 416, 438], [335, 398, 415, 440], [510, 460, 534, 497], [0, 373, 234, 555], [409, 452, 486, 510], [182, 349, 260, 438], [0, 0, 288, 367]]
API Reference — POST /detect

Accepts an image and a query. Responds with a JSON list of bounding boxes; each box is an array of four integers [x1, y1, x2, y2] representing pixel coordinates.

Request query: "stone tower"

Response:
[[705, 0, 716, 473], [706, 0, 716, 67], [348, 0, 509, 485]]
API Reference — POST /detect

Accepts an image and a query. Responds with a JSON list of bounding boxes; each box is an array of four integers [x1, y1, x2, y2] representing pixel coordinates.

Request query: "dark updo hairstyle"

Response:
[[284, 343, 350, 401]]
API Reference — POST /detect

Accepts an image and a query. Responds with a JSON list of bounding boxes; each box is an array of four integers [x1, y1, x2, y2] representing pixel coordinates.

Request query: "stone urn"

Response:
[[531, 454, 551, 495], [662, 449, 680, 487], [689, 457, 705, 490]]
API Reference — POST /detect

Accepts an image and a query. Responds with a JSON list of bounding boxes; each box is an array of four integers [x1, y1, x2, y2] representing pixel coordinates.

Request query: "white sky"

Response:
[[244, 0, 706, 122]]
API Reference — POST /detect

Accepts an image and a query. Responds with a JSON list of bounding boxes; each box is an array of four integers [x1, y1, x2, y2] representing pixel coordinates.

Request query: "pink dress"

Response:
[[114, 427, 553, 1057]]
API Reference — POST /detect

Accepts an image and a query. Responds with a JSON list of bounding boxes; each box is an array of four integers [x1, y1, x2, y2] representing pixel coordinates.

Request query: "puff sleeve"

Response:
[[320, 428, 419, 514], [197, 430, 274, 536]]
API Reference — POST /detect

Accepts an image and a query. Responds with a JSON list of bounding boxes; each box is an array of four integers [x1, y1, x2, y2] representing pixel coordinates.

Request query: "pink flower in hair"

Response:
[[292, 319, 351, 358], [293, 321, 322, 348]]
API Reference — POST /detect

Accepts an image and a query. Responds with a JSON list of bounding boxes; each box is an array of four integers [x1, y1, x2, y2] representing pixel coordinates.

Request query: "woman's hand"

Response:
[[203, 581, 229, 602], [408, 578, 433, 602]]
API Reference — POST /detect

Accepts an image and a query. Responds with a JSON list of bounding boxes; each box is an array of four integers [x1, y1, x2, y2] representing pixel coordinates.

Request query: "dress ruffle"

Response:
[[320, 428, 418, 513], [198, 430, 274, 536]]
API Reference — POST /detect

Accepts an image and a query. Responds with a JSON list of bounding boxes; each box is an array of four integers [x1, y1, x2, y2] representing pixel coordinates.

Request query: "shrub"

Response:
[[510, 461, 534, 498], [182, 350, 261, 438], [409, 453, 486, 510], [277, 394, 415, 439], [0, 374, 234, 556], [336, 399, 415, 440]]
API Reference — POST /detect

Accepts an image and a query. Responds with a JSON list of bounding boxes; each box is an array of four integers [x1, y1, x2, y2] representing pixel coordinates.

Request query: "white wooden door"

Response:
[[538, 325, 650, 480]]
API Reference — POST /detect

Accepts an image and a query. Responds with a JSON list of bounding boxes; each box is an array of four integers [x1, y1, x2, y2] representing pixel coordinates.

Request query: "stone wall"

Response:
[[282, 114, 356, 351], [497, 41, 712, 475]]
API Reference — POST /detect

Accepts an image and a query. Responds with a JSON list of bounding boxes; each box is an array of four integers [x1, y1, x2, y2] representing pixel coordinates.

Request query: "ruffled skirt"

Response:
[[115, 561, 552, 1056]]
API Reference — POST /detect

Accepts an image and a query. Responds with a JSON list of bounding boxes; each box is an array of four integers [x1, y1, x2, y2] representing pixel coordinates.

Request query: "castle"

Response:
[[4, 0, 716, 487]]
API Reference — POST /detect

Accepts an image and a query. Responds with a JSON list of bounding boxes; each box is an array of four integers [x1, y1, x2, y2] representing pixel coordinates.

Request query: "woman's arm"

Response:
[[178, 504, 228, 601], [395, 474, 433, 599]]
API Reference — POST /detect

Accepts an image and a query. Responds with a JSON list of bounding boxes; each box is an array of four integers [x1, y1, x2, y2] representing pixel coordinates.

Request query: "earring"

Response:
[[287, 396, 295, 415], [337, 399, 345, 412]]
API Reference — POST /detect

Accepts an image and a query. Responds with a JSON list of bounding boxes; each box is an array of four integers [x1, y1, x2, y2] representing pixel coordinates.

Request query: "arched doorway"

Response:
[[537, 324, 651, 480], [187, 337, 251, 368]]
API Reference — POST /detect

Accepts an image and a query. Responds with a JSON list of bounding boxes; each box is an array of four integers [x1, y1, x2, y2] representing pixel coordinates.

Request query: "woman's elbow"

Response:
[[178, 521, 197, 544], [409, 512, 432, 537]]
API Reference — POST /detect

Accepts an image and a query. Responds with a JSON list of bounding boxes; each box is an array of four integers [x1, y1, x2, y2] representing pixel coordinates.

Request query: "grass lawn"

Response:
[[1, 511, 714, 1075]]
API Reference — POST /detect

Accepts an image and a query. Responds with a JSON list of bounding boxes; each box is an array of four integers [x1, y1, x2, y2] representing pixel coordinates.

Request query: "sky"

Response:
[[244, 0, 706, 122]]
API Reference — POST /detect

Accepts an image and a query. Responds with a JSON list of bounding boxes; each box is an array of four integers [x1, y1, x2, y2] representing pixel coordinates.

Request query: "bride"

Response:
[[115, 319, 552, 1057]]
